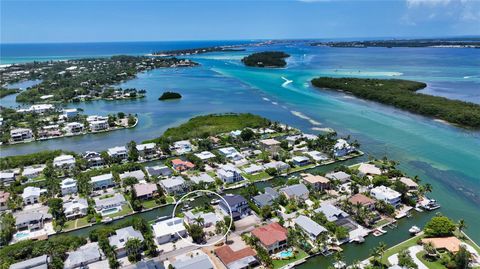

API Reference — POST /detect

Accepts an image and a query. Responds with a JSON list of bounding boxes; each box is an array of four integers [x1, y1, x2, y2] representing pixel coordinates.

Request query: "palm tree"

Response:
[[125, 238, 143, 262], [424, 242, 437, 259], [194, 216, 205, 227], [424, 183, 433, 193], [457, 219, 467, 234]]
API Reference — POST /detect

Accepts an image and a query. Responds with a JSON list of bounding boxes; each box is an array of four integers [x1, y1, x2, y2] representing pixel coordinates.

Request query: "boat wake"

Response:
[[281, 76, 293, 87], [291, 111, 321, 126]]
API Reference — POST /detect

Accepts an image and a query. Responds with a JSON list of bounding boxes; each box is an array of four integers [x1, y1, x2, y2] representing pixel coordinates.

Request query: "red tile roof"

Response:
[[251, 222, 288, 247], [0, 191, 10, 203], [349, 193, 375, 206], [215, 245, 256, 266]]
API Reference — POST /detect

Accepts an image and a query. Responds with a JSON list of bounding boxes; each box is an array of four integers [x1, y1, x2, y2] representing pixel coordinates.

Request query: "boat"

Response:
[[210, 199, 221, 205], [409, 226, 421, 235], [103, 217, 113, 223], [424, 199, 441, 211], [351, 236, 365, 244], [334, 261, 346, 269], [155, 216, 169, 222], [415, 207, 423, 212]]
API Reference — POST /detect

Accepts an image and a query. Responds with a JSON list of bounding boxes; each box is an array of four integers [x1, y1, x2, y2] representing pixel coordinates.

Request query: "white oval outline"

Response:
[[171, 189, 233, 247]]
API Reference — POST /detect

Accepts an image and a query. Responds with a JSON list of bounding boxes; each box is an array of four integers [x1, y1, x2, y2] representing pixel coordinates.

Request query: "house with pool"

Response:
[[251, 222, 288, 254], [94, 193, 126, 216]]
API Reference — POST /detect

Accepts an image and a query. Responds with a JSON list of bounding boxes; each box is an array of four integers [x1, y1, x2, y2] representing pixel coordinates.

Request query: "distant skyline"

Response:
[[1, 0, 480, 44]]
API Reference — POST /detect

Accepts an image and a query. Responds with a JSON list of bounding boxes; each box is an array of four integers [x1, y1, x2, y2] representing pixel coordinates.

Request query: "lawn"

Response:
[[381, 234, 423, 264], [272, 249, 309, 269], [142, 199, 159, 209], [289, 164, 315, 173], [107, 204, 133, 218], [63, 216, 90, 231], [242, 171, 271, 182], [416, 250, 446, 269]]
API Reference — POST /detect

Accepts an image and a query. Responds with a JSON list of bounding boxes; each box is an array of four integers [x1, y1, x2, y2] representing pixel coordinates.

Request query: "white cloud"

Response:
[[406, 0, 451, 7]]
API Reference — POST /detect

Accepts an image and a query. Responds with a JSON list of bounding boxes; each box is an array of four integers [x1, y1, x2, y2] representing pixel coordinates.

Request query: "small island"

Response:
[[311, 77, 480, 129], [241, 51, 290, 67], [311, 38, 480, 48], [158, 91, 182, 100]]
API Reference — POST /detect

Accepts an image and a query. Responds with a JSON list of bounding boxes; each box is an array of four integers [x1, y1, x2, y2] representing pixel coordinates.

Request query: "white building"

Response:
[[218, 147, 243, 161], [190, 173, 215, 185], [22, 165, 46, 179], [53, 154, 76, 169], [371, 185, 402, 207], [194, 151, 216, 161], [333, 139, 355, 157], [10, 128, 33, 142], [63, 108, 78, 118], [160, 176, 186, 195], [216, 164, 243, 183], [63, 198, 88, 219], [109, 226, 144, 258], [136, 143, 157, 158], [64, 122, 84, 134], [172, 140, 192, 154], [107, 146, 128, 160], [0, 171, 16, 185], [306, 151, 329, 162], [91, 173, 115, 190], [28, 104, 54, 113], [64, 242, 104, 269], [263, 161, 290, 172], [89, 119, 109, 131], [61, 178, 78, 196], [152, 217, 187, 244], [22, 186, 46, 205]]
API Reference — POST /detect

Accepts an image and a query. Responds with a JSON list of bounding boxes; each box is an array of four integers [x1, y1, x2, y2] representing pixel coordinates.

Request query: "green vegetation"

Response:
[[0, 213, 16, 246], [0, 149, 65, 170], [311, 77, 480, 129], [424, 215, 456, 237], [145, 113, 271, 143], [242, 51, 290, 67], [272, 249, 308, 269], [158, 91, 182, 100], [311, 38, 480, 48], [0, 87, 19, 98]]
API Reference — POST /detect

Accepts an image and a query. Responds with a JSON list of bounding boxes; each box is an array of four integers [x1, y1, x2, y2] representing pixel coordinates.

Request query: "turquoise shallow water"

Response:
[[1, 42, 479, 265]]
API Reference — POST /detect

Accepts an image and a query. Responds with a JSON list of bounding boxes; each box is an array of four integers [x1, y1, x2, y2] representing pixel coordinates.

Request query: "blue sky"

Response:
[[1, 0, 479, 43]]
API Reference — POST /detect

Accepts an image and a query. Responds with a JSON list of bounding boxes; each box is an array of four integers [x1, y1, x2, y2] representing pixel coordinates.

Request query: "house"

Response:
[[294, 215, 328, 241], [326, 171, 351, 183], [251, 222, 288, 254], [130, 260, 165, 269], [229, 130, 242, 137], [119, 170, 146, 182], [9, 255, 50, 269], [152, 217, 187, 244], [280, 184, 309, 201], [15, 210, 52, 231], [259, 138, 281, 154], [333, 139, 355, 157], [0, 191, 10, 211], [91, 173, 115, 190], [146, 165, 172, 177], [64, 242, 104, 269], [61, 178, 78, 196], [371, 186, 402, 207], [421, 237, 463, 254], [306, 151, 329, 162], [292, 156, 310, 166], [89, 119, 109, 132], [64, 122, 84, 134], [216, 164, 243, 183], [22, 186, 46, 204], [63, 198, 88, 219], [109, 226, 144, 258], [28, 104, 54, 113], [53, 154, 76, 169], [399, 177, 419, 191], [194, 151, 216, 161], [302, 174, 330, 191], [219, 194, 250, 220], [0, 171, 16, 185], [184, 211, 219, 227], [22, 165, 46, 179], [348, 193, 376, 210], [83, 151, 104, 168], [263, 161, 290, 172], [10, 128, 33, 142], [136, 143, 157, 158], [160, 176, 186, 195], [94, 193, 126, 215], [314, 203, 350, 223], [172, 252, 214, 269], [243, 164, 264, 175], [252, 187, 279, 208], [172, 140, 192, 154], [358, 163, 382, 176], [214, 245, 258, 269], [218, 147, 244, 161], [63, 108, 78, 118], [171, 159, 195, 172], [107, 146, 128, 160], [190, 173, 215, 185], [133, 183, 158, 200]]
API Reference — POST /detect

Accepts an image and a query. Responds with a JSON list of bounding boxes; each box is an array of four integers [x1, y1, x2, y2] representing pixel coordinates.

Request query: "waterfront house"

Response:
[[91, 173, 115, 190], [94, 193, 126, 215], [301, 174, 330, 191], [172, 252, 214, 269], [152, 217, 187, 244], [63, 198, 88, 219], [0, 171, 16, 185], [184, 210, 219, 227], [109, 226, 145, 258], [89, 119, 109, 132], [119, 170, 146, 182], [259, 138, 281, 154], [314, 203, 350, 223], [294, 215, 328, 241], [216, 164, 243, 183], [371, 186, 401, 207], [62, 108, 78, 119], [172, 140, 192, 154], [136, 143, 157, 158], [9, 255, 50, 269], [252, 187, 279, 208], [107, 146, 128, 160], [190, 173, 215, 185], [10, 128, 33, 142], [399, 177, 419, 191], [64, 242, 104, 269], [194, 151, 216, 161], [333, 139, 355, 157], [28, 104, 54, 113], [263, 161, 290, 172], [306, 150, 329, 162], [251, 222, 288, 254], [83, 151, 104, 168], [15, 210, 52, 232], [348, 193, 376, 210], [160, 176, 186, 195], [64, 122, 84, 134], [146, 165, 172, 177], [22, 186, 46, 205], [358, 163, 382, 176], [280, 184, 309, 201], [214, 245, 258, 269], [242, 164, 264, 175], [292, 156, 310, 166], [53, 154, 76, 169], [218, 147, 244, 161], [326, 171, 351, 183], [219, 194, 250, 220], [0, 191, 10, 211], [130, 260, 164, 269], [133, 182, 158, 200], [22, 165, 46, 179], [61, 178, 78, 196], [171, 159, 195, 172]]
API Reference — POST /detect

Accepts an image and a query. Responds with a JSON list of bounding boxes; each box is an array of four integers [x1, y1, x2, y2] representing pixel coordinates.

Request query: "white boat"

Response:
[[334, 261, 346, 269], [409, 226, 421, 235]]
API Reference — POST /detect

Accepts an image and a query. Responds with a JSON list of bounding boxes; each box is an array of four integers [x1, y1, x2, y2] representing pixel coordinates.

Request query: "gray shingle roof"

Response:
[[281, 184, 309, 198], [172, 254, 213, 269], [108, 226, 144, 249], [64, 242, 102, 269], [9, 255, 49, 269], [314, 203, 349, 222], [294, 215, 327, 237]]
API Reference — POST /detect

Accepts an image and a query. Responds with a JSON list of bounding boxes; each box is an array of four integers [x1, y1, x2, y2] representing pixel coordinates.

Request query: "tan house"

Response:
[[302, 174, 330, 191]]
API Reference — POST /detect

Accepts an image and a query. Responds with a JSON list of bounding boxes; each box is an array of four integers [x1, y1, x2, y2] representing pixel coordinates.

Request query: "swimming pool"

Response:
[[277, 249, 294, 259], [101, 207, 119, 216], [15, 232, 30, 239]]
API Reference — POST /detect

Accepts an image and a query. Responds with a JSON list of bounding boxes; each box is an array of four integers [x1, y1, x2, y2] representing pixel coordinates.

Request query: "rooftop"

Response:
[[133, 182, 158, 197], [260, 138, 280, 146], [294, 215, 327, 236], [215, 245, 256, 267], [64, 242, 102, 269], [348, 193, 375, 206], [251, 222, 287, 247], [303, 174, 330, 184]]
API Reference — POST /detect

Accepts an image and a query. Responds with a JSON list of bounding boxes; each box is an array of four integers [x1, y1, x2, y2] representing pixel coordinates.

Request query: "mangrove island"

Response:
[[241, 51, 290, 67], [158, 91, 182, 101]]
